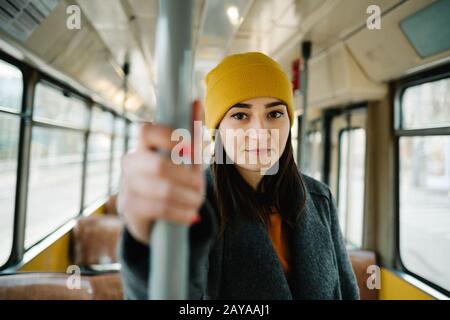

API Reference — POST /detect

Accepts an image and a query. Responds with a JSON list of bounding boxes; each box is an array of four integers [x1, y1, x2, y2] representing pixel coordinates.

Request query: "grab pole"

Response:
[[149, 0, 193, 300]]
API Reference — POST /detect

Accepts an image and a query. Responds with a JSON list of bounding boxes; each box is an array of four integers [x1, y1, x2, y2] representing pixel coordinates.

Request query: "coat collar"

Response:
[[218, 192, 340, 299]]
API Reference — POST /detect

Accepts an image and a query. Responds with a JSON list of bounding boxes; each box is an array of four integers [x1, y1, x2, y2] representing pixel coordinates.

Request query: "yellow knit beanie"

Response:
[[204, 52, 294, 137]]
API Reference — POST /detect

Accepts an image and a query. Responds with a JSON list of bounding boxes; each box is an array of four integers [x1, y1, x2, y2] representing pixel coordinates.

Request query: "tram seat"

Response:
[[72, 213, 379, 299], [72, 215, 123, 271], [348, 249, 379, 300], [0, 272, 123, 300]]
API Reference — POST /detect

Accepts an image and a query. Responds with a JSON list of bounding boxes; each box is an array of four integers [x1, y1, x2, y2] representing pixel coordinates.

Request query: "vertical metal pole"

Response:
[[149, 0, 193, 300], [8, 68, 36, 266], [344, 112, 352, 241], [296, 115, 302, 165], [299, 41, 312, 171], [322, 112, 332, 185], [108, 112, 115, 196], [79, 101, 92, 214]]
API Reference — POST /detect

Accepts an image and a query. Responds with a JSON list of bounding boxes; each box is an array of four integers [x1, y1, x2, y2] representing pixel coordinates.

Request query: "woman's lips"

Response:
[[245, 148, 272, 155]]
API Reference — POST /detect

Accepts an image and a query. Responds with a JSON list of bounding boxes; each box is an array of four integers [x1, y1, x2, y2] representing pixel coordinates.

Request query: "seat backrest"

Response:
[[348, 249, 379, 300], [72, 215, 123, 267], [0, 272, 123, 300], [89, 272, 124, 300]]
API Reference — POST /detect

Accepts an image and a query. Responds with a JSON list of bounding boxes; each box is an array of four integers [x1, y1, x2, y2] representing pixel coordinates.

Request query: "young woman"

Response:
[[117, 52, 359, 299]]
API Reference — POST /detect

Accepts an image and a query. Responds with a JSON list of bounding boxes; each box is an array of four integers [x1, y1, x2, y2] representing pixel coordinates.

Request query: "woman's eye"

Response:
[[231, 112, 248, 120], [268, 111, 284, 119]]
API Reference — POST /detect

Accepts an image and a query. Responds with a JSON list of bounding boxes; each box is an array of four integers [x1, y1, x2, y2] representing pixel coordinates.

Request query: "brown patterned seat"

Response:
[[0, 272, 123, 300], [72, 215, 123, 269], [348, 249, 379, 300]]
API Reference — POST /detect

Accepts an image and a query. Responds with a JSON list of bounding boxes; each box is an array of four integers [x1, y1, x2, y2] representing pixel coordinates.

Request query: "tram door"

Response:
[[329, 107, 367, 249]]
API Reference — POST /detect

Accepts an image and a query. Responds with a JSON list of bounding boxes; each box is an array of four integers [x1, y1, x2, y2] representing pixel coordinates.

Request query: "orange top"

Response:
[[267, 211, 291, 279]]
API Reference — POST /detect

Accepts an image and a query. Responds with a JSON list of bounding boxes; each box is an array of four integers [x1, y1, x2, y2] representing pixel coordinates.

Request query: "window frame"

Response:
[[0, 54, 26, 270], [24, 79, 90, 250], [327, 104, 367, 249], [110, 116, 128, 193], [0, 58, 24, 115], [336, 126, 367, 249], [83, 105, 115, 209], [32, 80, 90, 130], [303, 119, 324, 181], [0, 50, 132, 271], [394, 64, 450, 297]]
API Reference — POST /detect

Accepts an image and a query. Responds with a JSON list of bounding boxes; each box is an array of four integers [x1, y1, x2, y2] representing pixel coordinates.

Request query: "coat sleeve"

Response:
[[117, 167, 219, 300], [117, 226, 150, 299], [117, 199, 218, 300], [326, 188, 360, 300]]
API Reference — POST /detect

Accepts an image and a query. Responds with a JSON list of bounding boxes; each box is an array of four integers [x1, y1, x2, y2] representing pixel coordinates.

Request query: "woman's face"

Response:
[[218, 96, 290, 173]]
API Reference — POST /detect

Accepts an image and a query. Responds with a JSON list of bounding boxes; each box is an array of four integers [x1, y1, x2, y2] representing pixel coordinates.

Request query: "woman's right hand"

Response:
[[117, 101, 205, 245]]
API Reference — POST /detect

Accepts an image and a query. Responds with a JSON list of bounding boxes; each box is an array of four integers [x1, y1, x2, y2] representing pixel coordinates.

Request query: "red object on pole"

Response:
[[291, 58, 301, 93]]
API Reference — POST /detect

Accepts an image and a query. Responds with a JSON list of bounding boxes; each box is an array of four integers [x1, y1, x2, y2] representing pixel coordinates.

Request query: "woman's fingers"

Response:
[[122, 151, 203, 191], [138, 122, 180, 153], [121, 192, 197, 226], [125, 173, 203, 210], [120, 194, 197, 245], [119, 101, 206, 245]]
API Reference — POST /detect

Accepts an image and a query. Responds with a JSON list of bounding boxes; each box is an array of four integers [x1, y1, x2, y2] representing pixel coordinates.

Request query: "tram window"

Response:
[[111, 118, 126, 191], [305, 130, 323, 181], [337, 128, 366, 248], [84, 108, 113, 206], [115, 116, 126, 136], [0, 60, 22, 112], [26, 127, 84, 248], [90, 107, 114, 133], [398, 77, 450, 292], [292, 116, 299, 163], [401, 77, 450, 130], [33, 83, 89, 128], [0, 114, 20, 266], [0, 60, 22, 266], [127, 122, 140, 151]]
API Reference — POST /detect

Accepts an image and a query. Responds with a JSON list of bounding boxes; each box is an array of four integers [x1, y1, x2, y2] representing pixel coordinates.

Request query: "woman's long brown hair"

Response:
[[211, 132, 307, 237]]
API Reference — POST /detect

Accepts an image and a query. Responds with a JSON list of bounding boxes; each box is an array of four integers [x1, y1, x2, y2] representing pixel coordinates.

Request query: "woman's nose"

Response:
[[250, 115, 267, 130], [246, 121, 272, 142]]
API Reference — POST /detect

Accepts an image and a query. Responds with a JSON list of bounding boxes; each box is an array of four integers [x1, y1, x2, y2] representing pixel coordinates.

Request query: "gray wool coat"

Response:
[[118, 168, 360, 300]]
